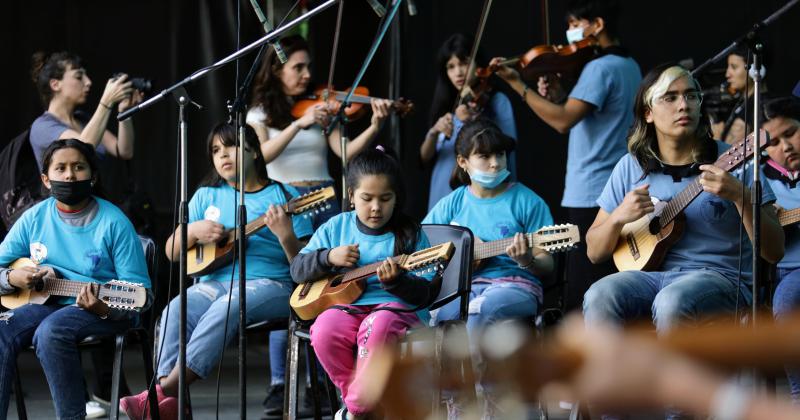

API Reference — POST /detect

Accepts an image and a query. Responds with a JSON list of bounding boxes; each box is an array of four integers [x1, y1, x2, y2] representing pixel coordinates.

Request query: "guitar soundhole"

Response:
[[34, 280, 45, 292], [330, 275, 343, 287]]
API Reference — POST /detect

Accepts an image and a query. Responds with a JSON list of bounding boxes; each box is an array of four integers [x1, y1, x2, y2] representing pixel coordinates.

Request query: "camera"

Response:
[[112, 72, 153, 93]]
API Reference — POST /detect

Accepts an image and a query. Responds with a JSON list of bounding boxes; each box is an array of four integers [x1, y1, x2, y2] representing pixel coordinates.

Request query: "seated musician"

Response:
[[583, 64, 784, 417], [763, 96, 800, 404], [0, 139, 151, 420], [290, 147, 434, 420], [121, 123, 313, 419]]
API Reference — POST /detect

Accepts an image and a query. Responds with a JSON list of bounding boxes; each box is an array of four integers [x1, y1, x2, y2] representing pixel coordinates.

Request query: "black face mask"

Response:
[[49, 179, 93, 206]]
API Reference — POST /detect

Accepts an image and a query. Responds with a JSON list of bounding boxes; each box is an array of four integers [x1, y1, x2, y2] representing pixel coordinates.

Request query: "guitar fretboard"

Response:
[[778, 208, 800, 227], [39, 277, 105, 298], [474, 234, 538, 260], [340, 255, 405, 283]]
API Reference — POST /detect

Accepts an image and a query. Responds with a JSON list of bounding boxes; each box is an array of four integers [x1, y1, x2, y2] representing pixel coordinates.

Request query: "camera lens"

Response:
[[129, 78, 152, 93]]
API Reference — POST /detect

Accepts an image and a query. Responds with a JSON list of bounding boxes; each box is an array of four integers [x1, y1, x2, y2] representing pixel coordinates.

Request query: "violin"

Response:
[[458, 37, 600, 111], [291, 86, 414, 120], [502, 36, 601, 82]]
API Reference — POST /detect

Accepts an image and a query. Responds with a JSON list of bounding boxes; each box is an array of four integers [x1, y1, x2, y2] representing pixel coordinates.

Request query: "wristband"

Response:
[[98, 307, 111, 320], [100, 102, 113, 111], [518, 258, 535, 269], [521, 85, 530, 100]]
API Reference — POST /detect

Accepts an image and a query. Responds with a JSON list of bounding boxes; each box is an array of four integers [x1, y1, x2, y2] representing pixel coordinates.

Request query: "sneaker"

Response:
[[334, 406, 348, 420], [262, 384, 285, 418], [85, 401, 107, 419], [120, 384, 167, 419], [157, 396, 178, 420]]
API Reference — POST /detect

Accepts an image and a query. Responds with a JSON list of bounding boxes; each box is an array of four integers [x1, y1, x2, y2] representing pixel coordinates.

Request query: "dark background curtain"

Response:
[[2, 0, 799, 309]]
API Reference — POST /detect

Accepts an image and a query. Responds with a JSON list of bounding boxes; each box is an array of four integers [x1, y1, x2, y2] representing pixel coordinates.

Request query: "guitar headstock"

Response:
[[286, 186, 336, 215], [100, 281, 148, 311], [400, 242, 455, 272], [531, 224, 580, 253], [714, 129, 769, 172], [392, 98, 415, 118]]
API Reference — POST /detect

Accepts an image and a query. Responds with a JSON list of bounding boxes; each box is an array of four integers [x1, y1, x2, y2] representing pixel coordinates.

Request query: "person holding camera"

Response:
[[29, 51, 144, 170]]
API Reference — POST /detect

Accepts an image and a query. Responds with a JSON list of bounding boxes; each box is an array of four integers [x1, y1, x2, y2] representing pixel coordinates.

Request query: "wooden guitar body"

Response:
[[187, 230, 237, 277], [289, 275, 366, 320], [613, 201, 686, 272]]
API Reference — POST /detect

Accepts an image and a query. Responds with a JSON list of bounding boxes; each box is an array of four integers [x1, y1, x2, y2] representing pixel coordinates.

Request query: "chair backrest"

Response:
[[421, 224, 473, 319], [138, 234, 158, 292]]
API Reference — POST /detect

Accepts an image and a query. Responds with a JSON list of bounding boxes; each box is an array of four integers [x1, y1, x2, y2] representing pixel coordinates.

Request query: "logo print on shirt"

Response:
[[700, 198, 730, 222], [204, 206, 221, 222], [29, 242, 48, 264], [495, 222, 513, 237], [85, 249, 103, 273]]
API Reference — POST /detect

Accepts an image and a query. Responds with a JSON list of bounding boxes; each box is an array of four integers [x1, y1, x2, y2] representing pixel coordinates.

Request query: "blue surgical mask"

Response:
[[566, 27, 585, 44], [469, 167, 510, 189]]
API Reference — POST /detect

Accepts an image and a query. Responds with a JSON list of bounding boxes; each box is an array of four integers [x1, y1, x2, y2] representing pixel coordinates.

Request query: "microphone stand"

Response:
[[116, 2, 340, 419], [325, 0, 405, 208], [691, 0, 799, 328]]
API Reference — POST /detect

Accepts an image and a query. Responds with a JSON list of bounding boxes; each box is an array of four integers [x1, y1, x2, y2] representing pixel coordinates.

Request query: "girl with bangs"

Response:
[[423, 118, 554, 419]]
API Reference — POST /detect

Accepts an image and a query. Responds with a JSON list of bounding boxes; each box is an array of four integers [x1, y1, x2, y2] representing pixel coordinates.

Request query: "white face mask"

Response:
[[566, 27, 585, 44]]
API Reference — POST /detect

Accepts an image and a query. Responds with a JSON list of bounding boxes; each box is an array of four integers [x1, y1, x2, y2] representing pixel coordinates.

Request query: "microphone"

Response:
[[406, 0, 417, 16], [365, 0, 386, 17], [249, 0, 287, 63]]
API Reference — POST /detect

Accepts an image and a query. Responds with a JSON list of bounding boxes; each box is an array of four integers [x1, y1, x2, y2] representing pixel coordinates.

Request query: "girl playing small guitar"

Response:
[[423, 118, 554, 419], [0, 139, 150, 419], [290, 147, 434, 420]]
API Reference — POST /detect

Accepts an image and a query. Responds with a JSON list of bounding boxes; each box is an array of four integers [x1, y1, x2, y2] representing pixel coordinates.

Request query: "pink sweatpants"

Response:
[[309, 302, 421, 415]]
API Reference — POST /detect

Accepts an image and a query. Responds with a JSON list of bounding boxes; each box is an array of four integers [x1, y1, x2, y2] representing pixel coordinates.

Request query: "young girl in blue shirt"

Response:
[[121, 123, 312, 419], [291, 147, 433, 420], [0, 139, 150, 420], [423, 118, 554, 419]]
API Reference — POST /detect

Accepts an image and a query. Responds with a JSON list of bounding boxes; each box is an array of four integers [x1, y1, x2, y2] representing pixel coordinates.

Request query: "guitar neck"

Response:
[[236, 204, 290, 239], [40, 277, 100, 298], [338, 255, 405, 284], [475, 234, 538, 260], [778, 208, 800, 227], [657, 178, 705, 228]]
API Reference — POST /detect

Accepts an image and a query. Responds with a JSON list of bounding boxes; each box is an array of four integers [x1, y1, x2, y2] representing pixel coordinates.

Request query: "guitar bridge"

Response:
[[626, 233, 640, 261]]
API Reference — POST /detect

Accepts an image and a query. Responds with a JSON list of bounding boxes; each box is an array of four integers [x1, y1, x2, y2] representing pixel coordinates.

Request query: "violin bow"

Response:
[[450, 0, 494, 115], [542, 0, 551, 45]]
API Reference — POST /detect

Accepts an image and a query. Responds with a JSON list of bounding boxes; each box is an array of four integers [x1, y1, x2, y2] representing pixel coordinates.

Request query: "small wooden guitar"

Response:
[[1, 258, 147, 311], [472, 224, 580, 269], [289, 242, 455, 321], [613, 131, 768, 271], [187, 186, 336, 277], [777, 207, 800, 227]]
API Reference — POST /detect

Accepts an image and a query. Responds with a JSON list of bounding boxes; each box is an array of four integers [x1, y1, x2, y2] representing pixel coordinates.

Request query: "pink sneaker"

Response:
[[119, 384, 167, 419], [157, 396, 178, 420]]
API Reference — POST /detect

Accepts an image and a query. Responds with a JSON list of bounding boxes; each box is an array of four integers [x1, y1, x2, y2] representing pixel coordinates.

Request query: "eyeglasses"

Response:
[[654, 91, 703, 107]]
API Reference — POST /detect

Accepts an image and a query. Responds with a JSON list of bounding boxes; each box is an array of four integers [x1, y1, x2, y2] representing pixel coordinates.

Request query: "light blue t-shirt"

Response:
[[763, 163, 800, 270], [188, 182, 313, 283], [30, 112, 107, 171], [564, 53, 641, 208], [597, 141, 775, 283], [428, 91, 518, 211], [0, 197, 150, 305], [299, 211, 432, 320], [423, 183, 554, 284]]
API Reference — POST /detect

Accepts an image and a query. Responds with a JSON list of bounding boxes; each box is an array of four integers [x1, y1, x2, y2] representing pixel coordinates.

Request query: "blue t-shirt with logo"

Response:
[[763, 165, 800, 270], [565, 53, 641, 208], [188, 182, 313, 283], [0, 197, 150, 305], [597, 141, 775, 283], [299, 211, 432, 320], [423, 183, 554, 284], [428, 91, 518, 211]]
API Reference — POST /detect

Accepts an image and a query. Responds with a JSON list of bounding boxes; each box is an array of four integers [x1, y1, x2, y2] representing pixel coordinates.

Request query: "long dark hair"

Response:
[[627, 63, 715, 176], [346, 147, 420, 256], [200, 123, 269, 187], [250, 35, 310, 130], [40, 139, 106, 198], [428, 34, 489, 126], [449, 118, 515, 189], [31, 51, 83, 106]]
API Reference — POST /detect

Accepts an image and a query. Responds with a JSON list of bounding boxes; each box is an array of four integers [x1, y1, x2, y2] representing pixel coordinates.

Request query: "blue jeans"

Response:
[[773, 267, 800, 404], [157, 279, 291, 379], [583, 268, 750, 420], [0, 304, 133, 420]]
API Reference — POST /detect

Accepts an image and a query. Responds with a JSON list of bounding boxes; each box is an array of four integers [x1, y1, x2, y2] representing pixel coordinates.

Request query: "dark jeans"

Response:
[[0, 304, 133, 420], [563, 207, 617, 313], [774, 267, 800, 404]]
